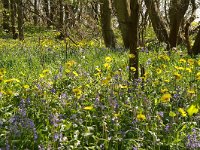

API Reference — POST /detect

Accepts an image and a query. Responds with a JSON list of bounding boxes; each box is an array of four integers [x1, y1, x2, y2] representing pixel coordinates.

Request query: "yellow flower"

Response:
[[163, 55, 170, 61], [4, 78, 20, 83], [161, 93, 171, 103], [65, 69, 71, 73], [196, 72, 200, 80], [175, 66, 184, 71], [178, 108, 187, 117], [156, 68, 162, 74], [187, 59, 195, 65], [169, 111, 176, 117], [39, 74, 45, 78], [105, 56, 112, 63], [83, 106, 94, 111], [160, 88, 168, 94], [198, 60, 200, 66], [95, 67, 101, 72], [0, 68, 6, 74], [137, 113, 146, 121], [187, 104, 199, 116], [73, 71, 79, 77], [66, 60, 76, 68], [164, 79, 170, 83], [128, 54, 135, 58], [174, 73, 182, 80], [42, 69, 50, 74], [23, 85, 30, 89], [119, 84, 128, 89], [130, 67, 136, 72], [102, 78, 110, 85], [185, 68, 192, 73], [72, 88, 82, 98], [179, 59, 186, 63], [187, 89, 195, 95], [104, 63, 110, 69]]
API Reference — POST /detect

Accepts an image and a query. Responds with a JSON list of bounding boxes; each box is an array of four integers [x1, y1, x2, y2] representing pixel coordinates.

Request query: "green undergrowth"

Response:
[[0, 28, 200, 150]]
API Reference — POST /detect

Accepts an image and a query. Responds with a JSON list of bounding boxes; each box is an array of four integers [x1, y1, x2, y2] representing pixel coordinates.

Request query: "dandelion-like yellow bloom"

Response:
[[66, 60, 76, 68], [83, 106, 94, 110], [169, 111, 176, 117], [72, 88, 82, 98], [23, 85, 30, 89], [105, 56, 112, 63], [178, 108, 187, 117], [174, 73, 182, 80], [156, 68, 162, 74], [185, 68, 192, 73], [4, 78, 20, 83], [179, 59, 186, 63], [136, 113, 146, 121], [187, 59, 195, 65], [175, 66, 184, 71], [160, 88, 168, 94], [104, 63, 110, 69], [187, 89, 195, 95], [196, 72, 200, 80], [187, 104, 199, 116], [73, 71, 79, 77], [130, 67, 136, 72], [161, 93, 171, 103]]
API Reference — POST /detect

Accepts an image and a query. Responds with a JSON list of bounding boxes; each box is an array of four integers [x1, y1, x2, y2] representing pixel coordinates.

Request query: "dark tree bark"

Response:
[[17, 0, 24, 40], [50, 0, 55, 26], [113, 0, 130, 48], [58, 0, 64, 29], [168, 0, 190, 48], [2, 0, 10, 32], [129, 0, 140, 80], [100, 0, 116, 48], [144, 0, 169, 43], [191, 27, 200, 55], [10, 0, 17, 39], [33, 0, 39, 25]]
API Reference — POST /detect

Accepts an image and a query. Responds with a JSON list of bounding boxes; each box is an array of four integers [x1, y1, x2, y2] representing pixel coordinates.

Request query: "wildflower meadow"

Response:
[[0, 27, 199, 150]]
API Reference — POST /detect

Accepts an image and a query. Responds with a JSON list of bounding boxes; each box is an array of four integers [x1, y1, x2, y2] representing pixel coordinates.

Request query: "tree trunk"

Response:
[[113, 0, 130, 48], [33, 0, 39, 26], [129, 0, 140, 80], [17, 0, 24, 40], [191, 27, 200, 55], [59, 0, 64, 29], [100, 0, 116, 48], [144, 0, 169, 43], [2, 0, 10, 32], [10, 0, 17, 39], [50, 0, 55, 26], [168, 0, 189, 48]]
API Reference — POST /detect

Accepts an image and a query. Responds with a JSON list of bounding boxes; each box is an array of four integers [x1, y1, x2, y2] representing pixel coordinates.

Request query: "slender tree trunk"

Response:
[[100, 0, 116, 48], [144, 0, 169, 43], [43, 0, 51, 27], [2, 0, 10, 32], [168, 0, 189, 48], [129, 0, 140, 80], [191, 27, 200, 55], [113, 0, 130, 48], [50, 0, 55, 26], [10, 0, 17, 39], [17, 0, 24, 40], [33, 0, 38, 25], [59, 0, 64, 29]]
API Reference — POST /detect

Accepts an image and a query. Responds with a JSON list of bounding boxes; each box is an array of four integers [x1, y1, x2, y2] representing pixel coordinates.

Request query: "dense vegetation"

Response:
[[0, 27, 200, 149], [1, 0, 200, 149]]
